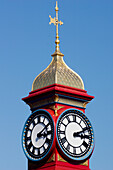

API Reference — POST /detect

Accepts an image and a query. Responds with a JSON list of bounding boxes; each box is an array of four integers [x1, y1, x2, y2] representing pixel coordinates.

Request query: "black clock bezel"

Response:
[[22, 109, 54, 161], [56, 109, 94, 161]]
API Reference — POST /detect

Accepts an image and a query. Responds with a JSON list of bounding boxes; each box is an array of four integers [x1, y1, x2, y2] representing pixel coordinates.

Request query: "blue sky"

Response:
[[0, 0, 113, 170]]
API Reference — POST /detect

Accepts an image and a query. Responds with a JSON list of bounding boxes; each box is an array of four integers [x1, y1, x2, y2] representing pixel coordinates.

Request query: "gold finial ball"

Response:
[[55, 39, 60, 44]]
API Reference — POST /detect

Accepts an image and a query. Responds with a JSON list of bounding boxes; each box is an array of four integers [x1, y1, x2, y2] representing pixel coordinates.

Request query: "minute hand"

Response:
[[37, 123, 49, 138], [74, 127, 89, 136]]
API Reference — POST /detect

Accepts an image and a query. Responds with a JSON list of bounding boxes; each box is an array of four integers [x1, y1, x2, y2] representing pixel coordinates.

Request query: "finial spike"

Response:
[[55, 1, 58, 11], [49, 1, 64, 56]]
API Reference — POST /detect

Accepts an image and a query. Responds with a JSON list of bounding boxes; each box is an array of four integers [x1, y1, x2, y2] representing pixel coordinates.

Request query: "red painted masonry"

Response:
[[22, 84, 94, 170]]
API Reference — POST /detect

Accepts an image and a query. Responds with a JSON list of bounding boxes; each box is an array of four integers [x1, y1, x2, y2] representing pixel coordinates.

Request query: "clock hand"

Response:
[[37, 130, 51, 138], [43, 132, 48, 138], [73, 127, 89, 137], [37, 124, 49, 138], [36, 130, 50, 142], [73, 133, 89, 139], [81, 134, 89, 139], [35, 131, 47, 142]]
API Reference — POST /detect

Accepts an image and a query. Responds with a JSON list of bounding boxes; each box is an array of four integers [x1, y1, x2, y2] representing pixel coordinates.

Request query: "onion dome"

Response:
[[32, 1, 84, 91], [32, 55, 84, 91]]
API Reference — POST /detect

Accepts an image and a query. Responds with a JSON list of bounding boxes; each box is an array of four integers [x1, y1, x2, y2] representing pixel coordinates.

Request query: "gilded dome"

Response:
[[32, 1, 84, 91], [32, 55, 84, 91]]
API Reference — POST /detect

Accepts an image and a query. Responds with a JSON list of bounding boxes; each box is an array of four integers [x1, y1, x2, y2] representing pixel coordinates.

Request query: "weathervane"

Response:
[[49, 1, 64, 56]]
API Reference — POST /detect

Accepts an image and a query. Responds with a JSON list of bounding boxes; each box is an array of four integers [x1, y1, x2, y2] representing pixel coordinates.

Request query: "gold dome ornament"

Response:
[[32, 1, 84, 91]]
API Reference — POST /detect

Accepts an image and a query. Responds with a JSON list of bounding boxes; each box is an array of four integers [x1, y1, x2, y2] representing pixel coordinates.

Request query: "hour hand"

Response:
[[36, 131, 47, 142], [37, 132, 43, 138], [37, 130, 46, 138]]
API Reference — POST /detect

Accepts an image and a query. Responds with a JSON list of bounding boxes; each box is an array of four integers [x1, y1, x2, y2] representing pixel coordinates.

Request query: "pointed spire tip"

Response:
[[49, 1, 64, 56]]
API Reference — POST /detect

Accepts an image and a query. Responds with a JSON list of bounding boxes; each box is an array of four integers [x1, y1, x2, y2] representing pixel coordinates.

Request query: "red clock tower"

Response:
[[22, 2, 94, 170]]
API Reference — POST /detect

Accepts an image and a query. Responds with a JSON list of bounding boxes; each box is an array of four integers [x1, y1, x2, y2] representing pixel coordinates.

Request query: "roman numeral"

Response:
[[47, 131, 51, 135], [80, 147, 83, 153], [45, 123, 49, 129], [37, 116, 40, 123], [61, 137, 66, 144], [59, 130, 65, 134], [28, 141, 32, 150], [46, 138, 50, 144], [67, 116, 71, 123], [73, 115, 76, 122], [32, 146, 35, 154], [67, 144, 70, 151], [32, 120, 35, 126], [38, 148, 40, 155], [79, 119, 82, 125], [34, 149, 38, 155], [73, 148, 76, 154], [43, 117, 45, 123], [82, 141, 88, 148], [27, 136, 31, 140], [84, 135, 89, 139], [61, 122, 66, 127]]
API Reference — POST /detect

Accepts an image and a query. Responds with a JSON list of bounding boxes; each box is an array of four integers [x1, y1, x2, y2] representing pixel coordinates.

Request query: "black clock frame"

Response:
[[22, 109, 55, 161], [56, 109, 94, 161]]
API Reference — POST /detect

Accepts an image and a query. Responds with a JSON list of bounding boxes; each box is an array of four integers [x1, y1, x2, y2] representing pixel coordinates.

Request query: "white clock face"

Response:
[[56, 109, 94, 161], [22, 110, 54, 161]]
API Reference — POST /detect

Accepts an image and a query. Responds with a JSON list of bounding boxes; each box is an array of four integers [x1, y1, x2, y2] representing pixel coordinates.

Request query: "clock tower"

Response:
[[22, 2, 94, 170]]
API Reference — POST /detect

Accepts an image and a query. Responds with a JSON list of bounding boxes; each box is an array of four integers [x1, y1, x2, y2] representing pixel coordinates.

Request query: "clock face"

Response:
[[22, 110, 54, 161], [56, 109, 94, 161]]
